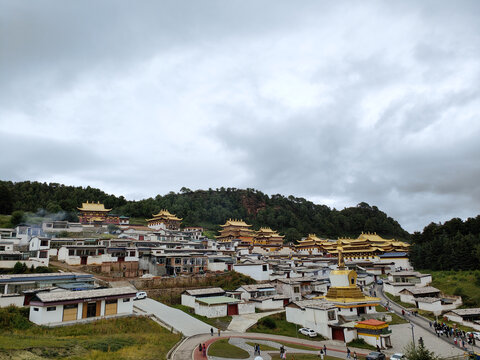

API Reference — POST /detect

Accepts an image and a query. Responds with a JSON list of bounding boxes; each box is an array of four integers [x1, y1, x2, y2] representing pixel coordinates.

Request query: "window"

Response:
[[327, 310, 336, 321], [123, 298, 130, 302], [262, 265, 268, 271], [41, 240, 49, 246], [350, 308, 353, 312], [369, 306, 372, 310], [33, 307, 39, 311], [47, 306, 56, 311], [294, 286, 300, 293], [351, 278, 355, 285], [106, 299, 117, 304], [68, 249, 75, 256]]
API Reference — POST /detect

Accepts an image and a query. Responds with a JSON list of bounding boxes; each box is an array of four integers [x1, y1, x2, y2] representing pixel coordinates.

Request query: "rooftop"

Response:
[[34, 287, 135, 303], [184, 287, 225, 296], [195, 296, 240, 305], [400, 286, 440, 295], [77, 201, 111, 212]]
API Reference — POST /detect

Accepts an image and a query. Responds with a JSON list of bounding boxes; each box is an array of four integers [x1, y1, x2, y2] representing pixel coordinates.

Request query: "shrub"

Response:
[[260, 317, 276, 329]]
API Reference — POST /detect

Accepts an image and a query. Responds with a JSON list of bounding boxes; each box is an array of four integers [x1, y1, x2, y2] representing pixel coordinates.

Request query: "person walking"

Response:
[[346, 347, 351, 359], [353, 351, 358, 360], [218, 328, 221, 336], [202, 344, 206, 357], [323, 345, 327, 355], [198, 343, 202, 353], [210, 327, 213, 336]]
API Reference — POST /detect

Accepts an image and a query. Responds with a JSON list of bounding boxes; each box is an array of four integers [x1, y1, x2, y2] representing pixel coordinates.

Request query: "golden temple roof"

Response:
[[77, 201, 111, 212], [147, 209, 182, 221], [220, 219, 252, 227]]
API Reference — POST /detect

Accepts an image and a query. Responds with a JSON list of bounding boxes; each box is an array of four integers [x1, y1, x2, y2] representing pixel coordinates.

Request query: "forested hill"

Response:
[[410, 217, 480, 270], [0, 181, 410, 242]]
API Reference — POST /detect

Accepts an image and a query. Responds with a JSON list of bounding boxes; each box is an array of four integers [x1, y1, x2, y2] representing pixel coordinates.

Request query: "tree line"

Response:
[[410, 216, 480, 270], [0, 181, 409, 242]]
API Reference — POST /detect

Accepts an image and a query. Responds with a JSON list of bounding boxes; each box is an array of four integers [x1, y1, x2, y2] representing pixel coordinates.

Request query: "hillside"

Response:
[[410, 217, 480, 270], [0, 181, 410, 242]]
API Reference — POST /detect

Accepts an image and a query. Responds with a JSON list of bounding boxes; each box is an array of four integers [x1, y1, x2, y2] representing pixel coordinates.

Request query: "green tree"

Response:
[[10, 211, 25, 226], [404, 340, 438, 360]]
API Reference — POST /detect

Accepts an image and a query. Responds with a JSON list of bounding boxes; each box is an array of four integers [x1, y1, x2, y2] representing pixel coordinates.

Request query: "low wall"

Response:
[[0, 295, 24, 308]]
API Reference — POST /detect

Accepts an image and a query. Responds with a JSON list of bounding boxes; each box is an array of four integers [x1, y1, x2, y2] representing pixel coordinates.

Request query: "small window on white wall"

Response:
[[123, 298, 130, 302], [33, 307, 39, 311], [47, 306, 56, 311]]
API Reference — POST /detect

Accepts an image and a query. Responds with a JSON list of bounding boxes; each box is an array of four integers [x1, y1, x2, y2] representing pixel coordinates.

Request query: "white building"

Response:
[[181, 287, 225, 308], [233, 261, 271, 281], [29, 287, 136, 326], [194, 296, 255, 318]]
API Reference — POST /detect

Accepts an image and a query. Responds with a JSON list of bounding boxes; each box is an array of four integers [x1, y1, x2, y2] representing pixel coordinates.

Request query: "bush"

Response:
[[0, 306, 32, 331], [260, 317, 276, 329]]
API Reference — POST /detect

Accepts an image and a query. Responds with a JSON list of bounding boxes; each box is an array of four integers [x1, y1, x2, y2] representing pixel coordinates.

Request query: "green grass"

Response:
[[422, 270, 480, 307], [247, 312, 326, 342], [129, 217, 147, 225], [172, 304, 232, 330], [375, 305, 387, 312], [347, 338, 376, 351], [384, 292, 416, 308], [208, 338, 250, 359], [246, 341, 278, 351], [388, 312, 409, 325], [0, 306, 181, 359]]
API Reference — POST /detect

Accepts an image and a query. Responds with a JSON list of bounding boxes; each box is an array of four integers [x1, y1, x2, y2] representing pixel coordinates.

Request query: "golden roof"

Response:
[[77, 201, 111, 212], [220, 219, 252, 227], [147, 209, 182, 221]]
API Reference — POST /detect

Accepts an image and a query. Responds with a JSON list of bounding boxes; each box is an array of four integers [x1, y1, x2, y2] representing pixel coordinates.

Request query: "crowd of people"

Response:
[[432, 321, 477, 349]]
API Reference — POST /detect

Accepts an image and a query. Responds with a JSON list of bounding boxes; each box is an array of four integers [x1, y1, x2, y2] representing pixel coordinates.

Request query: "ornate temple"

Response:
[[253, 227, 284, 246], [77, 201, 119, 224], [323, 240, 380, 316], [295, 234, 331, 254], [216, 219, 255, 243], [322, 232, 410, 260], [146, 209, 182, 230]]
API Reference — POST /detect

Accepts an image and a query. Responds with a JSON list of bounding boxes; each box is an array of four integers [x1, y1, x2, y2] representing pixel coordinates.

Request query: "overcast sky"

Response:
[[1, 0, 480, 232]]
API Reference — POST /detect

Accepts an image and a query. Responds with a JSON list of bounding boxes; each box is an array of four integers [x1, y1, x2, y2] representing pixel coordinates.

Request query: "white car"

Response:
[[134, 291, 147, 300], [390, 354, 405, 360], [298, 328, 317, 337]]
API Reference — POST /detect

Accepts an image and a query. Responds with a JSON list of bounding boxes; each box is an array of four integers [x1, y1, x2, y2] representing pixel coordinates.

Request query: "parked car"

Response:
[[376, 279, 384, 285], [366, 352, 386, 360], [390, 354, 405, 360], [298, 328, 317, 337], [134, 291, 147, 300]]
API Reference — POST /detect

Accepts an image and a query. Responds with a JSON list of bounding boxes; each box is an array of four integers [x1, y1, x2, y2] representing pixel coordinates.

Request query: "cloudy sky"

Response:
[[1, 0, 480, 232]]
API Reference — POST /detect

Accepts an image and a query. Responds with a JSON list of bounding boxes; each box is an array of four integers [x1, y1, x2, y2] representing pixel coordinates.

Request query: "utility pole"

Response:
[[410, 322, 415, 349]]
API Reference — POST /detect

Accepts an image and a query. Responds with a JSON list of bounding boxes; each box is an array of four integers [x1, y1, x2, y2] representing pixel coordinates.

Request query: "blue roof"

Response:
[[0, 273, 93, 283], [379, 252, 408, 258]]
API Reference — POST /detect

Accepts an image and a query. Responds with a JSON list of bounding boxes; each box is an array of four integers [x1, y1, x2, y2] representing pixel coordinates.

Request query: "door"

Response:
[[81, 256, 88, 265], [105, 300, 118, 316], [358, 306, 365, 315], [86, 302, 97, 318], [283, 299, 289, 306], [227, 304, 238, 315], [63, 304, 78, 322], [332, 328, 345, 341]]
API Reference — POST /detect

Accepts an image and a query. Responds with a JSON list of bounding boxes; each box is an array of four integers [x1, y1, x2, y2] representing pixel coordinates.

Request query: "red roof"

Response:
[[357, 319, 386, 326]]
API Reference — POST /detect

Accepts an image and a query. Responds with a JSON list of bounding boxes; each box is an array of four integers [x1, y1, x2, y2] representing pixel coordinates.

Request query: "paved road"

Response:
[[134, 298, 216, 336], [375, 283, 479, 355], [172, 332, 372, 360], [227, 309, 285, 332]]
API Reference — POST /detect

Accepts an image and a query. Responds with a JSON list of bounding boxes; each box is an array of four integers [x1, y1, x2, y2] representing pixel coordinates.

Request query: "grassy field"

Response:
[[207, 338, 249, 359], [384, 292, 416, 308], [247, 312, 326, 341], [172, 304, 232, 330], [0, 306, 181, 360], [423, 270, 480, 307]]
